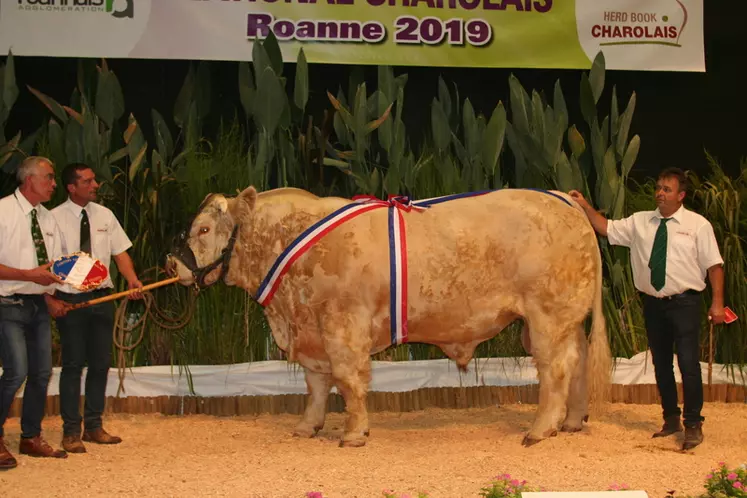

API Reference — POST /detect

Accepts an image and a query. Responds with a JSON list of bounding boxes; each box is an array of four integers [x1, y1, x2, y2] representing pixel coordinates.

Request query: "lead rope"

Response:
[[111, 267, 200, 397]]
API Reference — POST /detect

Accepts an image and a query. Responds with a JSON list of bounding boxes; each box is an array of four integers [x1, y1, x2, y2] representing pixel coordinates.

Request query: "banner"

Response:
[[0, 0, 704, 71]]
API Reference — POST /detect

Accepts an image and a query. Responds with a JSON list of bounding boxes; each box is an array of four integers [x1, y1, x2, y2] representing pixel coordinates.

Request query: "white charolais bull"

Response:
[[166, 186, 612, 447]]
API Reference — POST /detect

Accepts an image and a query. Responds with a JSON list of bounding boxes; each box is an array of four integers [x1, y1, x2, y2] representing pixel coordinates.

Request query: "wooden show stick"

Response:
[[69, 276, 181, 310], [708, 322, 714, 386]]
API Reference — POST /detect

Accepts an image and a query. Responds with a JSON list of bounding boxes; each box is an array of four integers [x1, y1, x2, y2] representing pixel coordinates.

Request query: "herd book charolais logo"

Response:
[[17, 0, 134, 19], [591, 0, 689, 47]]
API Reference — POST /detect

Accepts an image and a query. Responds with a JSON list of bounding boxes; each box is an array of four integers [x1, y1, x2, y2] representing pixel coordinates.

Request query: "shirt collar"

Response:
[[14, 187, 37, 215], [652, 204, 685, 223], [64, 197, 90, 217]]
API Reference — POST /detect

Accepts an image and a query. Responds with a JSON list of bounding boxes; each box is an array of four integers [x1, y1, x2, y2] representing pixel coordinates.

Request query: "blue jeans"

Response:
[[0, 294, 53, 439], [55, 289, 114, 435], [642, 291, 705, 427]]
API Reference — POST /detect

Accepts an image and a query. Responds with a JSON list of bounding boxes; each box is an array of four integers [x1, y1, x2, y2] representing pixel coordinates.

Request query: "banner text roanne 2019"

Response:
[[248, 14, 493, 46]]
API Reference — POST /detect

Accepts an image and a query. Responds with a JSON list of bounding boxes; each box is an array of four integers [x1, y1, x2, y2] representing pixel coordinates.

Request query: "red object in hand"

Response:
[[723, 306, 738, 324]]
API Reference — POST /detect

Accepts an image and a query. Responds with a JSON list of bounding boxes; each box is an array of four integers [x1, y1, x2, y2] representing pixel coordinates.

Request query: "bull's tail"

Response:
[[586, 235, 612, 410]]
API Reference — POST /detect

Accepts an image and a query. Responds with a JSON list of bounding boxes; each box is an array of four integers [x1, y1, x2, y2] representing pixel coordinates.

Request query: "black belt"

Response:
[[642, 289, 701, 301], [4, 293, 46, 300], [55, 288, 111, 303]]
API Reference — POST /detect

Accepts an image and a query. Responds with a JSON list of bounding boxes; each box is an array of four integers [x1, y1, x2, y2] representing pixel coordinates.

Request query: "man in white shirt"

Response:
[[570, 167, 724, 451], [51, 163, 143, 454], [0, 156, 72, 469]]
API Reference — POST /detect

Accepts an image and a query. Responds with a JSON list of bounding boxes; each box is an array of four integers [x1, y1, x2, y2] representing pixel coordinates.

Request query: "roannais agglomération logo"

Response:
[[17, 0, 134, 19]]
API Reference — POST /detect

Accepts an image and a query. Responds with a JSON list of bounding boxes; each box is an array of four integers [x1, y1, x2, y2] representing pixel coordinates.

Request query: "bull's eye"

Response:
[[199, 227, 210, 235]]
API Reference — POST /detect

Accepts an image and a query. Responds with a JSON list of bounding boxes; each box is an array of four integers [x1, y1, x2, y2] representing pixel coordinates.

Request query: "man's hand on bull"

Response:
[[568, 190, 590, 209]]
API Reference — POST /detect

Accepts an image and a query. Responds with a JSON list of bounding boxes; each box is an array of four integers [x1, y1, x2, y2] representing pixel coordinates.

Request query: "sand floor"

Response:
[[1, 402, 746, 498]]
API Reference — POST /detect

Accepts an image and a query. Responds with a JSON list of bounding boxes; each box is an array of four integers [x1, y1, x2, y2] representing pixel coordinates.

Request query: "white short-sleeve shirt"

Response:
[[51, 198, 133, 293], [606, 204, 723, 297], [0, 189, 65, 296]]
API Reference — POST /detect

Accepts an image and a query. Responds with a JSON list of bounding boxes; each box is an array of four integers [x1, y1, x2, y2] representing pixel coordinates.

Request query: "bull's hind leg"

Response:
[[560, 324, 588, 433], [523, 316, 580, 446], [322, 307, 373, 448], [294, 369, 333, 438]]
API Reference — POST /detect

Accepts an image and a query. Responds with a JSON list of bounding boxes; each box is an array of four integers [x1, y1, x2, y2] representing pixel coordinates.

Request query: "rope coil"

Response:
[[108, 269, 199, 396]]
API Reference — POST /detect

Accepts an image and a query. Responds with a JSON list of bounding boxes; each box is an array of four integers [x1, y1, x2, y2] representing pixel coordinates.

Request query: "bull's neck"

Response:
[[226, 201, 335, 299]]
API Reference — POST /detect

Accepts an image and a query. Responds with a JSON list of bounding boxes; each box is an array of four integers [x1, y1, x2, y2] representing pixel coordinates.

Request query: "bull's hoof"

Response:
[[339, 436, 367, 448], [521, 435, 543, 447], [560, 424, 583, 433], [363, 429, 370, 437], [292, 424, 321, 438], [584, 415, 589, 422]]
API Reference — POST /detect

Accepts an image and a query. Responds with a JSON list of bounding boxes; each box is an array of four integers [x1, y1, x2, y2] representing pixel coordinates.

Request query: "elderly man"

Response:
[[570, 167, 724, 451], [0, 156, 72, 469]]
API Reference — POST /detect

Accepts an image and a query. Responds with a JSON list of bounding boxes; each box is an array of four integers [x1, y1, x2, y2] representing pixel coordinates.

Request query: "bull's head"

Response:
[[166, 187, 256, 289]]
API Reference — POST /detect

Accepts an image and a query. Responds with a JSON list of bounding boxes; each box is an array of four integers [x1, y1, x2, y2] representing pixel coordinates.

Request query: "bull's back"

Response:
[[402, 189, 598, 326], [407, 188, 594, 267]]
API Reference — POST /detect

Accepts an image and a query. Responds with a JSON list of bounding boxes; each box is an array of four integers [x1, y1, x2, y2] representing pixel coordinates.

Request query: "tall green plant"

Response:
[[0, 51, 40, 193], [689, 153, 747, 378], [505, 74, 569, 190], [504, 51, 646, 358], [425, 76, 507, 196]]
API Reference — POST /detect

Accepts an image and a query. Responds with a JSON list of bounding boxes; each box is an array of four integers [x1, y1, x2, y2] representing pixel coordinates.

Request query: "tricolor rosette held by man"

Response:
[[51, 252, 109, 292]]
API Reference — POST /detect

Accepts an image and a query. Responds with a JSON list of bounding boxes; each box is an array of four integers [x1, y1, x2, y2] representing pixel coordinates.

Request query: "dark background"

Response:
[[1, 1, 744, 184]]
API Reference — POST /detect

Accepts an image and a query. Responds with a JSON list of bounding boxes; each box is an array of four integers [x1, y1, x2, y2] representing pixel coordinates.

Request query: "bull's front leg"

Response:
[[294, 368, 333, 438], [321, 305, 373, 448]]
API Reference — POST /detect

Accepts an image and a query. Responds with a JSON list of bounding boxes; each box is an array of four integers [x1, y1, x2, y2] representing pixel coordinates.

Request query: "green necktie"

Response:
[[30, 208, 49, 266], [648, 217, 671, 291]]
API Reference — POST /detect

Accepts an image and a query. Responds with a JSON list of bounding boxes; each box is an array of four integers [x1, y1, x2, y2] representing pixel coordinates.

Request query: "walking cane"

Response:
[[68, 277, 180, 311], [707, 321, 714, 386]]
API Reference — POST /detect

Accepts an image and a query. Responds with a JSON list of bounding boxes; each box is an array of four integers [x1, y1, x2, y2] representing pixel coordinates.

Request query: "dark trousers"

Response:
[[642, 291, 705, 427], [0, 295, 53, 439], [55, 290, 114, 436]]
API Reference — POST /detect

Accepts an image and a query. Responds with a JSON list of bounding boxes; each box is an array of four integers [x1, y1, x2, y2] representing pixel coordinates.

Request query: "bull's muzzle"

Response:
[[166, 225, 239, 290]]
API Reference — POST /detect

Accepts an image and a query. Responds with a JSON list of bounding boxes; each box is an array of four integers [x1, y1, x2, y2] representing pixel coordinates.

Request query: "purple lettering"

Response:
[[339, 22, 362, 39], [533, 0, 551, 13], [317, 21, 338, 39], [483, 0, 504, 10], [502, 0, 523, 11], [274, 20, 295, 39], [295, 21, 315, 39], [458, 0, 479, 10], [247, 13, 272, 38], [362, 22, 385, 43]]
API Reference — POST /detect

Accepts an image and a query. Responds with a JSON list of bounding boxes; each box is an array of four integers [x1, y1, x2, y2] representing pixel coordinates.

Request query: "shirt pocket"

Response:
[[93, 226, 111, 252], [668, 228, 697, 263]]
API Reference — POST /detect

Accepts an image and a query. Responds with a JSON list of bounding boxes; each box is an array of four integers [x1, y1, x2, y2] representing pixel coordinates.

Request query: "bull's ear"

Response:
[[238, 186, 257, 212], [215, 196, 229, 213]]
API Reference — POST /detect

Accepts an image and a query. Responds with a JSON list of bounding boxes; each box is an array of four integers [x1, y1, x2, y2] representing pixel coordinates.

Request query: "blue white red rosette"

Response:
[[52, 252, 109, 291]]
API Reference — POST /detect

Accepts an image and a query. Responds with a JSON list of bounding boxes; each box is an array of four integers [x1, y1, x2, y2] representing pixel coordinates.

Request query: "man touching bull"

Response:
[[569, 167, 724, 451]]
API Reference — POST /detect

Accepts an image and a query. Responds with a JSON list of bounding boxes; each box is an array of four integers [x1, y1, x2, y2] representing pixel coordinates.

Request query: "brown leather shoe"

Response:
[[652, 415, 683, 438], [682, 423, 704, 450], [62, 434, 87, 454], [18, 436, 68, 459], [0, 437, 18, 470], [82, 428, 122, 445]]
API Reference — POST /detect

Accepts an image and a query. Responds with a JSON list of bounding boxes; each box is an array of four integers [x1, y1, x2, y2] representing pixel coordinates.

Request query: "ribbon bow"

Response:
[[352, 194, 429, 213]]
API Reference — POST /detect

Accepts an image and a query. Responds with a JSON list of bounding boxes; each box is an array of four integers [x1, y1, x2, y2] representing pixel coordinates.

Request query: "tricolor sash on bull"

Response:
[[253, 188, 571, 346]]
